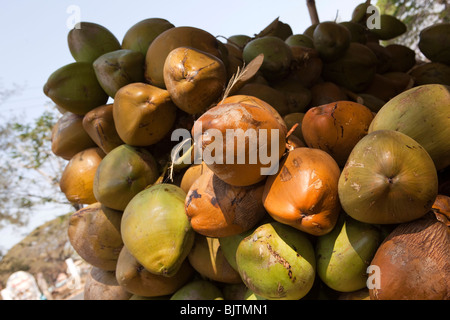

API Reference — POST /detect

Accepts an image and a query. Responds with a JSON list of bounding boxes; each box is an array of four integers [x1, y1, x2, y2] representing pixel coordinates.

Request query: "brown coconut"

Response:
[[262, 147, 341, 236], [185, 169, 267, 238], [115, 246, 194, 297], [192, 102, 286, 187], [68, 202, 123, 271], [84, 267, 132, 300], [369, 212, 450, 300], [187, 234, 242, 284], [51, 111, 97, 160], [82, 103, 124, 154]]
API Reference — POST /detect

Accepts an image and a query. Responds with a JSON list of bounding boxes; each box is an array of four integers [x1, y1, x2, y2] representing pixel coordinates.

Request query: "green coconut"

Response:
[[243, 36, 293, 81], [322, 42, 378, 93], [418, 23, 450, 65], [121, 18, 174, 56], [93, 49, 145, 98], [93, 144, 159, 211], [369, 14, 407, 40], [316, 214, 382, 292], [338, 130, 438, 224], [170, 280, 224, 300], [313, 21, 351, 62], [236, 222, 316, 300], [43, 62, 109, 115], [369, 84, 450, 170], [67, 22, 121, 63], [120, 184, 195, 277]]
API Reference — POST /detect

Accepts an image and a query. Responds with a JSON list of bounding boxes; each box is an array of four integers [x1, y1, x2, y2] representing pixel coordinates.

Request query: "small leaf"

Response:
[[221, 53, 264, 100]]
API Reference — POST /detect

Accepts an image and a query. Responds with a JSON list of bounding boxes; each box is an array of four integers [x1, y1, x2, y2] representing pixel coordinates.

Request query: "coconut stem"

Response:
[[154, 162, 170, 186], [286, 123, 299, 139], [285, 123, 300, 152], [307, 0, 320, 25]]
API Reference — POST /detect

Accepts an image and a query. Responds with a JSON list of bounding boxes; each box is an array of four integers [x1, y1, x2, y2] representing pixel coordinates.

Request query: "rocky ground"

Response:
[[0, 212, 91, 300]]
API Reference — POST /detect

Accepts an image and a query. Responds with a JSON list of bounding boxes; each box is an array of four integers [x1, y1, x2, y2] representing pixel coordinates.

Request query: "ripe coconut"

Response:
[[163, 47, 227, 115], [262, 147, 341, 236], [115, 246, 194, 297], [432, 194, 450, 226], [218, 95, 287, 133], [84, 267, 132, 300], [179, 161, 211, 194], [192, 102, 286, 187], [59, 147, 105, 205], [301, 100, 374, 167], [82, 104, 124, 154], [187, 234, 242, 284], [51, 111, 97, 160], [145, 26, 224, 89], [113, 82, 177, 147], [68, 202, 123, 271], [185, 169, 267, 238], [369, 211, 449, 300]]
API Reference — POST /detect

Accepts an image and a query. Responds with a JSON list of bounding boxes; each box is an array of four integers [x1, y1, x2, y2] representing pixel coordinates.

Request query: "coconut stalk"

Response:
[[307, 0, 320, 25]]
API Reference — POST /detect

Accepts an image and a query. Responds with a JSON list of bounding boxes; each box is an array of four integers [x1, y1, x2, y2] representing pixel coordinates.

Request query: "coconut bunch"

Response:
[[43, 3, 450, 301]]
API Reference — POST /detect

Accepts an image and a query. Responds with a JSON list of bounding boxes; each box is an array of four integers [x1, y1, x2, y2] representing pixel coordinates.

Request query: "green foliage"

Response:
[[12, 111, 55, 168], [0, 107, 70, 230]]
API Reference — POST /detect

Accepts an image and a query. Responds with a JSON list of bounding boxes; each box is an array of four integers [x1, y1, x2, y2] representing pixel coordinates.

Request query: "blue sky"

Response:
[[0, 0, 362, 122]]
